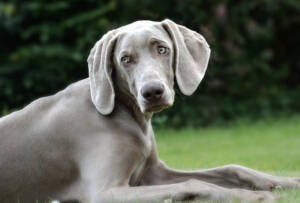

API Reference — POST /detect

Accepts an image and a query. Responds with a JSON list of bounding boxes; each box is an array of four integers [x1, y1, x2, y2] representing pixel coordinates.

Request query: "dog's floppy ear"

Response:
[[87, 30, 118, 115], [162, 19, 211, 95]]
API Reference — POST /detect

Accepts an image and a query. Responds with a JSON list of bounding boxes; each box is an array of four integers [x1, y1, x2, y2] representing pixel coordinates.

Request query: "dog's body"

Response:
[[0, 20, 299, 203], [0, 78, 156, 202]]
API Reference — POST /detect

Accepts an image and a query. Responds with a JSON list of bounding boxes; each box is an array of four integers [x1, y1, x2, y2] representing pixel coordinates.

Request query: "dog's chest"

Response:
[[127, 131, 153, 186], [112, 107, 153, 158], [118, 122, 153, 162], [99, 106, 154, 185], [113, 121, 153, 185]]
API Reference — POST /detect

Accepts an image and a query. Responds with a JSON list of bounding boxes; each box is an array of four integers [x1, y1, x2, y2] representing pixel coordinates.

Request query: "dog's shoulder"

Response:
[[26, 78, 90, 112], [0, 79, 92, 123], [59, 78, 90, 97]]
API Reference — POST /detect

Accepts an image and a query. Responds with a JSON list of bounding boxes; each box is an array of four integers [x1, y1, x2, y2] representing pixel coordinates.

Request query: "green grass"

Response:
[[155, 116, 300, 202]]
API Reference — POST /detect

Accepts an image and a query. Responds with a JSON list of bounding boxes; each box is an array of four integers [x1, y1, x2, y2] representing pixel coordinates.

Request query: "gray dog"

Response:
[[0, 19, 299, 203]]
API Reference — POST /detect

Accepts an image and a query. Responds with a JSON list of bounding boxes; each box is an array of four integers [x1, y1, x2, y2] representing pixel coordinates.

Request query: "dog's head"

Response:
[[87, 19, 210, 115]]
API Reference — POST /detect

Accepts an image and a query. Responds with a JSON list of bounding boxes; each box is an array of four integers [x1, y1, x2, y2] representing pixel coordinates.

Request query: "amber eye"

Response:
[[157, 46, 169, 55], [121, 56, 131, 64]]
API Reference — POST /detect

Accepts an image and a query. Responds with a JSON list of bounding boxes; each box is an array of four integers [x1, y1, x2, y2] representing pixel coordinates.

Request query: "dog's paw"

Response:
[[268, 177, 300, 191], [232, 189, 277, 202]]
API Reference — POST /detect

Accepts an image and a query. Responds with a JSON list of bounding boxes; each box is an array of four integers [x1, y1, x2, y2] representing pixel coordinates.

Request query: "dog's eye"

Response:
[[157, 46, 169, 55], [121, 56, 131, 64]]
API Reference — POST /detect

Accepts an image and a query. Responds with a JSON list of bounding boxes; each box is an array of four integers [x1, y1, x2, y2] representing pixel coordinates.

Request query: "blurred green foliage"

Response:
[[0, 0, 299, 126]]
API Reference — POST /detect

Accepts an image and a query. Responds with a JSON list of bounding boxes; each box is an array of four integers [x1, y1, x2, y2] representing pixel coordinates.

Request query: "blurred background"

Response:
[[0, 0, 299, 127]]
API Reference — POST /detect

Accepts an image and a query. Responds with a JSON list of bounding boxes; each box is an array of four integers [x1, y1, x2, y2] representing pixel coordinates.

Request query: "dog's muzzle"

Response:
[[139, 81, 171, 113], [141, 82, 165, 102]]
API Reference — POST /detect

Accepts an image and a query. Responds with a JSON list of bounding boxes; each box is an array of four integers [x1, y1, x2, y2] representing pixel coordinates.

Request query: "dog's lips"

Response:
[[143, 102, 171, 113]]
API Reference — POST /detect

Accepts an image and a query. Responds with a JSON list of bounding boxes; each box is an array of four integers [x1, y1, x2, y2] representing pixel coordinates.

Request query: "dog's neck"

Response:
[[115, 87, 152, 133]]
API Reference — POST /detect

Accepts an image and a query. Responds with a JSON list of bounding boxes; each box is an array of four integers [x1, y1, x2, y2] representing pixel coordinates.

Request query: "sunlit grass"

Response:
[[155, 116, 300, 202]]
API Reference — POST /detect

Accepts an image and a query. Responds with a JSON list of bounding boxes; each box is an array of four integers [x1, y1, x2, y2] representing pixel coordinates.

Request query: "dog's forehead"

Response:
[[117, 21, 169, 46]]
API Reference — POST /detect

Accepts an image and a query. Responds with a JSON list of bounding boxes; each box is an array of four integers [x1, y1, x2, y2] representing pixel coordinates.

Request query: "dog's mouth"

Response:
[[142, 102, 172, 113], [137, 85, 174, 114]]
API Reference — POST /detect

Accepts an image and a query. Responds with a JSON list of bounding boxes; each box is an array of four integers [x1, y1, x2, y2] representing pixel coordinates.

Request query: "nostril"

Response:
[[154, 89, 164, 99], [155, 89, 163, 96], [141, 88, 153, 99], [144, 92, 151, 99], [141, 82, 165, 101]]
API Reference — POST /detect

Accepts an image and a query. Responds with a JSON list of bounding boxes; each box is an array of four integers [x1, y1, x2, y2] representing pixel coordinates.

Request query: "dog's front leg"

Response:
[[93, 180, 274, 203], [140, 162, 300, 191]]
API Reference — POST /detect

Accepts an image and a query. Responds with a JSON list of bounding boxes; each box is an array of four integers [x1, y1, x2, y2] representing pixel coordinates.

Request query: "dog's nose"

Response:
[[141, 82, 165, 102]]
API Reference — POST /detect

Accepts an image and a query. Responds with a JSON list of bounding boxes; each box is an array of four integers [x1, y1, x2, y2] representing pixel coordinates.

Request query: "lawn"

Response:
[[155, 116, 300, 202]]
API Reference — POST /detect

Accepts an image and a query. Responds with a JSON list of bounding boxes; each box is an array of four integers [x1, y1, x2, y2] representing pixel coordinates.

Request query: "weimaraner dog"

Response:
[[0, 19, 299, 203]]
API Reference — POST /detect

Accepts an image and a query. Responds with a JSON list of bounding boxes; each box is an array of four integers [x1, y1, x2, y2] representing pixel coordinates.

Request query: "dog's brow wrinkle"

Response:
[[149, 37, 167, 44]]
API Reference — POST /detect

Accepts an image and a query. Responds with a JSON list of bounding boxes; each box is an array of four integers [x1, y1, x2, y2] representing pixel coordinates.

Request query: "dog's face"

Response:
[[113, 25, 175, 113], [87, 20, 211, 115]]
